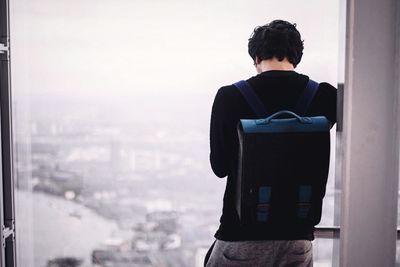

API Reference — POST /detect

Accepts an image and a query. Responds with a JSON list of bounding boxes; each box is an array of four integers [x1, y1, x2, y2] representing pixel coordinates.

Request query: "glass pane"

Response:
[[397, 200, 400, 266], [314, 238, 335, 267], [11, 0, 340, 266], [397, 239, 400, 266]]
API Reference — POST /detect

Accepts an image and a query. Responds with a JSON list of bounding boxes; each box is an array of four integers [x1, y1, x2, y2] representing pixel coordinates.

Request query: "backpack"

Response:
[[233, 79, 331, 228]]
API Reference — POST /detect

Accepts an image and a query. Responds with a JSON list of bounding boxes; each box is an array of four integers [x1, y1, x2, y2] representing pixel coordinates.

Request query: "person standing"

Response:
[[207, 19, 337, 266]]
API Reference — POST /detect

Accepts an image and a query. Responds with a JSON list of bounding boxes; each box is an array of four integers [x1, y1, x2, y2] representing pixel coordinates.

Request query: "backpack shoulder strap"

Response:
[[294, 79, 319, 116], [233, 80, 269, 118]]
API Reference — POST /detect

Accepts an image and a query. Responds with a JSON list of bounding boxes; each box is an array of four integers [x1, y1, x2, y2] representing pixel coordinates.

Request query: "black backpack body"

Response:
[[234, 79, 331, 228]]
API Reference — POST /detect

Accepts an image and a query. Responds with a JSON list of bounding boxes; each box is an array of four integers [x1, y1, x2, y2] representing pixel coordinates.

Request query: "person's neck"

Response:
[[256, 58, 295, 73]]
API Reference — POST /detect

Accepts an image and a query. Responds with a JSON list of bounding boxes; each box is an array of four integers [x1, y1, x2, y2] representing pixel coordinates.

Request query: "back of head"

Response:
[[248, 20, 304, 68]]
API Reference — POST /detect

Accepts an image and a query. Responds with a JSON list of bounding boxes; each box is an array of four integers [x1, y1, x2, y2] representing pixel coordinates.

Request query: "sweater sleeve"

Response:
[[209, 87, 230, 178], [321, 82, 337, 127], [308, 82, 337, 128]]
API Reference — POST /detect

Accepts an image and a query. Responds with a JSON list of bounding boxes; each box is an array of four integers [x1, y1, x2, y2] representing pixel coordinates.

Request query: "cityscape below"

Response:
[[14, 93, 337, 267]]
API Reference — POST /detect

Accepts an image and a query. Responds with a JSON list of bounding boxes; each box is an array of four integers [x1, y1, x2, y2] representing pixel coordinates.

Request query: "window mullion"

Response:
[[0, 0, 16, 266]]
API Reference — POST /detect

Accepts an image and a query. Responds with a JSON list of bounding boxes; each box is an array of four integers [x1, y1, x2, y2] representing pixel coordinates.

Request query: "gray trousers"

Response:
[[206, 240, 313, 267]]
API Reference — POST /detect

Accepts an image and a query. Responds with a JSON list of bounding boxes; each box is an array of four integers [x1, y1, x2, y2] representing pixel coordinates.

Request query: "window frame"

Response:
[[3, 0, 399, 266], [0, 0, 16, 265]]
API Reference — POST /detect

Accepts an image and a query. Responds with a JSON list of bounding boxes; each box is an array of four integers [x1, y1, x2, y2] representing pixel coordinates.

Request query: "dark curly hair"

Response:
[[248, 20, 304, 68]]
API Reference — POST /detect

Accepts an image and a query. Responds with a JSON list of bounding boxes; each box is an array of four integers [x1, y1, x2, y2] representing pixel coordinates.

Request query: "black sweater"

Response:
[[209, 70, 337, 241]]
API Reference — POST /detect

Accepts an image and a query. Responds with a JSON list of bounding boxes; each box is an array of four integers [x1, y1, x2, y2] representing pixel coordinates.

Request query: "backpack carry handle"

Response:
[[259, 110, 310, 124]]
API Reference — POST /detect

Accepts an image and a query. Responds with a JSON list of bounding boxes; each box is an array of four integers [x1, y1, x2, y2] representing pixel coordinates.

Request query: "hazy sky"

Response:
[[10, 0, 341, 99]]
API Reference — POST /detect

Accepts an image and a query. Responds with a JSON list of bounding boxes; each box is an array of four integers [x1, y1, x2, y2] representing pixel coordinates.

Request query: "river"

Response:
[[15, 190, 119, 267]]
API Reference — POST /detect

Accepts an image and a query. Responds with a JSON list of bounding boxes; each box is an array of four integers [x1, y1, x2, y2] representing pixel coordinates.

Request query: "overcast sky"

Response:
[[10, 0, 341, 99]]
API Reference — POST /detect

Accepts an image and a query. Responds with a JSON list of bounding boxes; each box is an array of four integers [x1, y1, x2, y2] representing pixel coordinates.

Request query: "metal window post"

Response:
[[340, 0, 400, 266], [0, 0, 16, 266]]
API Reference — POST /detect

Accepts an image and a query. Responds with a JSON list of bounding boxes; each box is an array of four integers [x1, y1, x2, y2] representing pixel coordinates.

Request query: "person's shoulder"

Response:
[[315, 81, 337, 102], [318, 81, 337, 92], [216, 83, 241, 96], [211, 82, 247, 116], [308, 80, 337, 124], [217, 84, 236, 95], [213, 80, 250, 102]]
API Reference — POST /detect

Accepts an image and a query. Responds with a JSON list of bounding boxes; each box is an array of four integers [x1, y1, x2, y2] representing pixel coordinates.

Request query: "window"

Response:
[[10, 0, 341, 266]]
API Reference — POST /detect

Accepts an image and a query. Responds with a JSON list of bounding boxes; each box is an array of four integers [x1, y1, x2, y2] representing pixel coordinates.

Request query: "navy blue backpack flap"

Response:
[[234, 79, 331, 229]]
